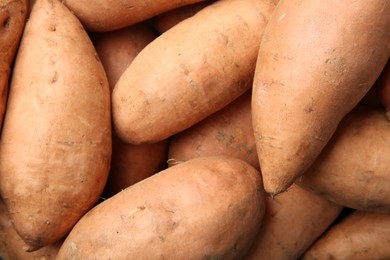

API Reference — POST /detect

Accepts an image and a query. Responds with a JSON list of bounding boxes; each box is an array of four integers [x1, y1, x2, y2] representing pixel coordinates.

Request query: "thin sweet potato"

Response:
[[112, 0, 277, 144], [0, 0, 111, 250], [168, 90, 258, 170], [297, 105, 390, 213], [244, 184, 342, 260], [252, 0, 390, 196], [62, 0, 208, 32], [302, 210, 390, 260], [56, 156, 265, 259], [0, 0, 28, 128]]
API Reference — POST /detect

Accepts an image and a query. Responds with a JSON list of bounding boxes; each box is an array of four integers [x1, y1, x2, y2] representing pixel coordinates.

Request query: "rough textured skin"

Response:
[[92, 24, 168, 198], [0, 0, 111, 251], [0, 200, 61, 260], [244, 184, 342, 260], [297, 105, 390, 213], [252, 0, 390, 196], [168, 90, 259, 170], [0, 0, 28, 129], [302, 210, 390, 260], [112, 0, 277, 144], [377, 59, 390, 120], [56, 156, 265, 259], [62, 0, 207, 32], [152, 1, 214, 33]]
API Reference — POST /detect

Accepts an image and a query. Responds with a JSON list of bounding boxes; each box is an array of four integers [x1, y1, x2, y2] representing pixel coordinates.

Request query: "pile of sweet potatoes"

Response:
[[0, 0, 389, 259]]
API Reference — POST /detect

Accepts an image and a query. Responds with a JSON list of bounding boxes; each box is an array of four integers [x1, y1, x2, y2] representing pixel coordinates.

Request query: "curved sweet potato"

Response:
[[0, 0, 111, 251], [244, 184, 342, 260], [62, 0, 207, 32], [252, 0, 390, 196], [168, 90, 258, 170], [56, 156, 265, 259], [297, 105, 390, 213], [112, 0, 277, 144], [0, 0, 28, 128], [302, 210, 390, 260]]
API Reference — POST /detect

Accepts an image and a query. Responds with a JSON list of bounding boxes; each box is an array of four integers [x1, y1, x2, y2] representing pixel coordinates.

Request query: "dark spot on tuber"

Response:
[[2, 16, 10, 29]]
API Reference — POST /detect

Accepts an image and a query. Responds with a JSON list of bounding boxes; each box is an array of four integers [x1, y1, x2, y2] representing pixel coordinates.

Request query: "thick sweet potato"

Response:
[[302, 210, 390, 259], [113, 0, 277, 144], [252, 0, 390, 196], [62, 0, 207, 32], [0, 0, 28, 128], [168, 90, 258, 170], [297, 105, 390, 213], [56, 156, 265, 259], [244, 184, 342, 260], [0, 0, 111, 251], [0, 199, 61, 260]]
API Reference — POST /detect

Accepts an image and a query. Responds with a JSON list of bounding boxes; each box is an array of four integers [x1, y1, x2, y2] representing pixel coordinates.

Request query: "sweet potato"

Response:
[[0, 0, 111, 251], [0, 199, 61, 260], [296, 105, 390, 213], [168, 90, 258, 170], [91, 24, 168, 198], [112, 0, 277, 144], [56, 156, 265, 259], [62, 0, 207, 32], [151, 1, 214, 34], [252, 0, 390, 196], [0, 0, 28, 128], [302, 210, 390, 260], [244, 184, 342, 260], [376, 59, 390, 120]]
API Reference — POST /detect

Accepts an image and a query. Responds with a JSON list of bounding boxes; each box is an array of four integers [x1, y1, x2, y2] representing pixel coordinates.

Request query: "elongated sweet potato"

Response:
[[168, 90, 258, 170], [0, 0, 28, 128], [302, 210, 390, 260], [56, 156, 265, 259], [244, 184, 342, 260], [113, 0, 277, 144], [0, 0, 111, 251], [252, 0, 390, 196], [0, 199, 61, 260], [91, 24, 168, 198], [62, 0, 207, 32], [151, 1, 214, 34], [297, 105, 390, 213]]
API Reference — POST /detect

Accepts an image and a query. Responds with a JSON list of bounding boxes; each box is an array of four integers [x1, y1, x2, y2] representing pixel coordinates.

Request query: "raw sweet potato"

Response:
[[151, 1, 214, 34], [376, 59, 390, 120], [112, 0, 277, 144], [0, 199, 61, 260], [91, 24, 168, 198], [56, 156, 265, 259], [0, 0, 111, 251], [302, 210, 390, 260], [297, 105, 390, 213], [168, 90, 258, 170], [0, 0, 28, 128], [252, 0, 390, 196], [244, 184, 342, 260], [62, 0, 207, 32]]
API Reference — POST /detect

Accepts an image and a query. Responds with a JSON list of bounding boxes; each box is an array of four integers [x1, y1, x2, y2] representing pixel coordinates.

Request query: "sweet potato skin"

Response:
[[302, 210, 390, 260], [62, 0, 207, 32], [0, 0, 28, 128], [252, 0, 390, 196], [244, 184, 342, 260], [112, 0, 277, 144], [297, 105, 390, 213], [0, 0, 111, 250], [168, 90, 259, 170], [56, 156, 265, 259]]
